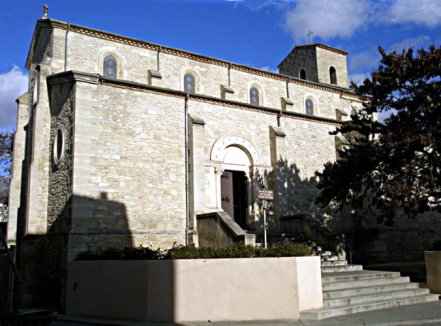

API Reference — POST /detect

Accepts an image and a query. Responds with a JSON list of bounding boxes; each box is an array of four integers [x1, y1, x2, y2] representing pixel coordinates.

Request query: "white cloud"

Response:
[[350, 73, 370, 86], [0, 66, 28, 130], [387, 0, 441, 27], [259, 65, 278, 72], [284, 0, 371, 41], [349, 48, 381, 73], [389, 35, 432, 51]]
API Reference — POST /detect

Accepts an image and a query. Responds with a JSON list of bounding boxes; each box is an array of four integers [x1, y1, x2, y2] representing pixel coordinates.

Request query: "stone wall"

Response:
[[279, 46, 318, 82], [12, 20, 364, 256], [68, 78, 187, 258], [316, 47, 349, 88], [7, 93, 30, 243]]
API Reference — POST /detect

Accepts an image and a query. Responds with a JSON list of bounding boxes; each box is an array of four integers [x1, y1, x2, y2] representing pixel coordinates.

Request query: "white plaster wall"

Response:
[[66, 256, 323, 322]]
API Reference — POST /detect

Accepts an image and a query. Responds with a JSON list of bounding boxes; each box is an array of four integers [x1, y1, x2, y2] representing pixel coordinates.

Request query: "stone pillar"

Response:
[[270, 126, 287, 223], [25, 66, 51, 235], [189, 116, 205, 245], [7, 93, 30, 244], [214, 166, 224, 210]]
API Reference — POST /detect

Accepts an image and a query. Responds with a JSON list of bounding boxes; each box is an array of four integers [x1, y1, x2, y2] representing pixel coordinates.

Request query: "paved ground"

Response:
[[55, 300, 441, 326]]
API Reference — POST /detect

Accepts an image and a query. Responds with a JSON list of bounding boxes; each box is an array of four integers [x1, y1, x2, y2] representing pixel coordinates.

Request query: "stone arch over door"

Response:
[[211, 136, 260, 165], [211, 136, 260, 229]]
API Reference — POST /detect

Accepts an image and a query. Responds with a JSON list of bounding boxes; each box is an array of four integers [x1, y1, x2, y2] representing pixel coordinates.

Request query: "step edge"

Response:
[[324, 287, 430, 303], [301, 294, 439, 314]]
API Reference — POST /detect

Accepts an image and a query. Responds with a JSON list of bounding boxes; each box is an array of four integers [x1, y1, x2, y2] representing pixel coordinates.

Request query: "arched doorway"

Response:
[[210, 136, 261, 230], [221, 146, 250, 229]]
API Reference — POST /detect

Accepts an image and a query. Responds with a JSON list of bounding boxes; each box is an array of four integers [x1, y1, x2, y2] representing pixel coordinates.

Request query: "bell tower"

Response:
[[278, 43, 349, 88]]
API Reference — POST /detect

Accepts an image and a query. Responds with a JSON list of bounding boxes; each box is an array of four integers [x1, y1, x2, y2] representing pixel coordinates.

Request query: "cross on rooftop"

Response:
[[42, 4, 48, 19], [307, 30, 313, 43]]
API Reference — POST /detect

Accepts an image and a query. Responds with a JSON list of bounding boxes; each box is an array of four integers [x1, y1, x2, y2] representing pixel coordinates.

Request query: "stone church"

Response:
[[7, 14, 364, 268]]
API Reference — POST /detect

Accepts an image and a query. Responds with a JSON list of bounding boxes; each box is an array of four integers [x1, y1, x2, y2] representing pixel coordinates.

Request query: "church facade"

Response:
[[8, 17, 363, 262]]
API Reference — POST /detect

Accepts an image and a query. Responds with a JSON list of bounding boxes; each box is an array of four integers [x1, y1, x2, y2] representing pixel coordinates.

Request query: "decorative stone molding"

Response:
[[221, 84, 234, 100], [281, 97, 293, 111], [190, 116, 205, 126], [148, 69, 162, 86], [210, 135, 260, 165], [271, 126, 286, 138]]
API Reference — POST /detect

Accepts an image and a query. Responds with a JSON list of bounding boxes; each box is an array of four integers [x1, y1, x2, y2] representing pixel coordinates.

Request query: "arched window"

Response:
[[330, 66, 337, 85], [184, 73, 195, 94], [305, 99, 314, 116], [300, 69, 306, 80], [250, 87, 259, 106], [103, 55, 117, 79]]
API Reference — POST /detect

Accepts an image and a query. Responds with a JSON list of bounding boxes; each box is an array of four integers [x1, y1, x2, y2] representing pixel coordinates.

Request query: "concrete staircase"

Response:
[[301, 253, 439, 320]]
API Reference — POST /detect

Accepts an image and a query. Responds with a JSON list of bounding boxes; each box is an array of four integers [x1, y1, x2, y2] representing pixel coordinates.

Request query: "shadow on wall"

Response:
[[254, 159, 341, 233], [18, 192, 132, 313]]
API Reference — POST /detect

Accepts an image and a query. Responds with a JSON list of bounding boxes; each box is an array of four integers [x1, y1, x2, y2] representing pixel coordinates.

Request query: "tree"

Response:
[[0, 132, 13, 204], [0, 132, 13, 177], [316, 45, 441, 224]]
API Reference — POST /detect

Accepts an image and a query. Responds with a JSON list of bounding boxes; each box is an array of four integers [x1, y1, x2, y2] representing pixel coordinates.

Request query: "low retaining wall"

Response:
[[66, 257, 322, 323], [425, 251, 441, 294]]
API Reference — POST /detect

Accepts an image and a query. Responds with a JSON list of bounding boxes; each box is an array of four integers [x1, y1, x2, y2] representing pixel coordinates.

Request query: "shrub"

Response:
[[76, 246, 162, 260], [76, 241, 312, 260]]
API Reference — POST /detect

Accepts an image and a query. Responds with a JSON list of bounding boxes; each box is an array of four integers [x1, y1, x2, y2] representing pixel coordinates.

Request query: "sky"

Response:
[[0, 0, 440, 131]]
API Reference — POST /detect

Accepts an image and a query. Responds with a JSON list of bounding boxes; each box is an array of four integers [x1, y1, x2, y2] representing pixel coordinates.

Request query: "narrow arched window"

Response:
[[103, 55, 117, 79], [305, 99, 314, 116], [300, 69, 306, 80], [330, 66, 337, 85], [250, 87, 259, 106], [184, 73, 195, 94]]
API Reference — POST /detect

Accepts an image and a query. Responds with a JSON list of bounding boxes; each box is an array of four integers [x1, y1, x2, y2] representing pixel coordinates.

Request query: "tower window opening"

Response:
[[300, 69, 306, 80], [330, 66, 337, 85]]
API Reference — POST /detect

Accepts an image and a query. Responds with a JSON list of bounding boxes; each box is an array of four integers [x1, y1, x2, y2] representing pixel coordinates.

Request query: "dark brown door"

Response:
[[221, 170, 248, 229], [221, 171, 234, 218]]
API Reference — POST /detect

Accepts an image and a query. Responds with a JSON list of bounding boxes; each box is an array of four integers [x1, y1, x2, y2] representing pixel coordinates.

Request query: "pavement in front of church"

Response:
[[54, 300, 441, 326]]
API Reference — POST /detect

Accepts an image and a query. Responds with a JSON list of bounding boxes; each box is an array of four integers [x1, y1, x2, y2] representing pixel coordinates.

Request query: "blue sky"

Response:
[[0, 0, 440, 131]]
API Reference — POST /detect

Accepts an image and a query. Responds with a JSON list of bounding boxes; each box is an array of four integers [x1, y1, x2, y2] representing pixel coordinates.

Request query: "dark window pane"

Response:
[[306, 99, 314, 116], [104, 56, 117, 78], [330, 66, 337, 85], [250, 87, 259, 106], [56, 129, 63, 160], [184, 73, 195, 94], [300, 69, 306, 80]]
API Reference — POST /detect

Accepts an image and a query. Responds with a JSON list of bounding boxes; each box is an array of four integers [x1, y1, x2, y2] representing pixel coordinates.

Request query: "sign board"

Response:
[[257, 189, 274, 201]]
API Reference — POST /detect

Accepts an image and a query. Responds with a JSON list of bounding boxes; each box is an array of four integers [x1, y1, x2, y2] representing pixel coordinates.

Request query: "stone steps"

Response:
[[324, 287, 431, 308], [323, 282, 420, 300], [300, 259, 440, 321], [321, 260, 347, 267], [321, 264, 363, 273], [301, 294, 439, 320]]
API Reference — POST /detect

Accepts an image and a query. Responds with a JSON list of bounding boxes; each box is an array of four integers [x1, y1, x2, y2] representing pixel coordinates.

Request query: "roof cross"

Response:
[[307, 30, 313, 43], [42, 4, 48, 19]]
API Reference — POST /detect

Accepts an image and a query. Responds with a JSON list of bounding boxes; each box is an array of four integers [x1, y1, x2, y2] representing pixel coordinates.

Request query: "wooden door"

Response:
[[221, 171, 234, 218]]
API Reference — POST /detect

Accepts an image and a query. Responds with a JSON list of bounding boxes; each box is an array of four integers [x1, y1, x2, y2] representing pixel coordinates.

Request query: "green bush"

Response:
[[76, 241, 312, 261], [76, 246, 162, 260]]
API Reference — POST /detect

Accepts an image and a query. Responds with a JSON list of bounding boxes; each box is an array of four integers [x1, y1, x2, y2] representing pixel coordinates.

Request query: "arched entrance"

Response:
[[211, 136, 261, 230], [221, 146, 250, 229]]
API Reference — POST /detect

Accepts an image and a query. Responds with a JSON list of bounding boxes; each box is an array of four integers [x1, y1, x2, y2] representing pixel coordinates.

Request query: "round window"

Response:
[[53, 128, 65, 165]]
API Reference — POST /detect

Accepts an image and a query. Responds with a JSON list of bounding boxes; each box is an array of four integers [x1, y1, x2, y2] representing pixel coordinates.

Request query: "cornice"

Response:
[[41, 19, 365, 101], [294, 43, 348, 56]]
